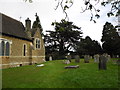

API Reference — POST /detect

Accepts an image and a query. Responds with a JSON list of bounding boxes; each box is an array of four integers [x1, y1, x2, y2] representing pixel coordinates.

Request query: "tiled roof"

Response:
[[0, 13, 32, 41]]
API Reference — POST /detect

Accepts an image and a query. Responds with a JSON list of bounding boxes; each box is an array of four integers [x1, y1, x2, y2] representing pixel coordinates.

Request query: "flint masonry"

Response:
[[0, 13, 46, 69]]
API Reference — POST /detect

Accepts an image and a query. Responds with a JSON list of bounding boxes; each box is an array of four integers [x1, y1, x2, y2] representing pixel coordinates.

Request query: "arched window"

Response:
[[0, 42, 1, 56], [1, 41, 5, 56], [5, 42, 10, 56], [0, 41, 5, 56], [0, 39, 11, 56], [38, 39, 40, 48]]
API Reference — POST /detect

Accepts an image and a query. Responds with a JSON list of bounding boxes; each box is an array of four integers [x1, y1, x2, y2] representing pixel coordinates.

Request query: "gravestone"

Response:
[[99, 55, 107, 70], [107, 55, 111, 61], [117, 55, 119, 58], [116, 55, 120, 65], [64, 65, 79, 69], [63, 60, 70, 64], [75, 55, 80, 63], [67, 55, 71, 62], [49, 56, 52, 61], [94, 54, 99, 63], [117, 59, 120, 65], [103, 53, 110, 62], [90, 56, 92, 59], [94, 55, 97, 62], [84, 55, 90, 63]]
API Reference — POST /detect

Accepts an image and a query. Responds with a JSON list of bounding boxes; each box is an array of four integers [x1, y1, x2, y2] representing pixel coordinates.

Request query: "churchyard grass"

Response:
[[2, 58, 119, 88]]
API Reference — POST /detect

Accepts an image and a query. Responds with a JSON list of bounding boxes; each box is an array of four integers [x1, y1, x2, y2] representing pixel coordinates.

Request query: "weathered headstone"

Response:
[[117, 55, 119, 58], [94, 55, 96, 62], [67, 55, 71, 62], [63, 60, 70, 64], [75, 55, 80, 63], [94, 54, 99, 63], [117, 59, 120, 65], [49, 56, 52, 61], [103, 53, 110, 62], [90, 56, 92, 59], [99, 55, 107, 70], [84, 55, 90, 63], [107, 55, 111, 61]]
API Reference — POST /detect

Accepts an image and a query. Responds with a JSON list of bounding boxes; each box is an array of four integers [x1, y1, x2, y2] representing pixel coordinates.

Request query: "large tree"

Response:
[[101, 22, 120, 56], [44, 19, 82, 59], [75, 36, 102, 56]]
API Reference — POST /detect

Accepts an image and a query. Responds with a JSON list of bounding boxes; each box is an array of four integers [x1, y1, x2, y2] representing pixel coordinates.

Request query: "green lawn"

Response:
[[2, 59, 119, 88]]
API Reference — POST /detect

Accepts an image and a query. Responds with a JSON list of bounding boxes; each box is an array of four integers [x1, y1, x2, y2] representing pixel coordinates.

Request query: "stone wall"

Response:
[[1, 56, 31, 68], [2, 35, 31, 56], [0, 34, 45, 69], [0, 35, 31, 69], [32, 28, 45, 64]]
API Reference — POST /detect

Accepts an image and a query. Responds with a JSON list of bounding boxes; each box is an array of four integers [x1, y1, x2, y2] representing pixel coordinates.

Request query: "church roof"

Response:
[[31, 28, 37, 37], [31, 28, 42, 37], [0, 13, 32, 41]]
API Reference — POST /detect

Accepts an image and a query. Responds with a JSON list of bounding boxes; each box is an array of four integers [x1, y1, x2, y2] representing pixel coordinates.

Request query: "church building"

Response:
[[0, 13, 46, 69]]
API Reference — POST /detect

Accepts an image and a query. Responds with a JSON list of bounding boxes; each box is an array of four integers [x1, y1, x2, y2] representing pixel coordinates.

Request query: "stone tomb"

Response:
[[64, 65, 79, 69]]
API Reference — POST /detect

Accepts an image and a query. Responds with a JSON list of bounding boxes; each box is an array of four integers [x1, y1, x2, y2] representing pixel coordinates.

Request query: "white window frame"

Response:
[[0, 38, 12, 56], [35, 38, 41, 50]]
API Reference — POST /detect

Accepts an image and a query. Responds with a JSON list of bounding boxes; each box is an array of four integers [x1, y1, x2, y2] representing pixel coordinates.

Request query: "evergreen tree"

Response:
[[75, 36, 102, 56], [44, 19, 82, 59], [101, 22, 120, 56]]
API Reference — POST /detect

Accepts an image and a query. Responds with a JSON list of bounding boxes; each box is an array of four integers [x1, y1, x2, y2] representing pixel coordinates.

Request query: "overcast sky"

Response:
[[0, 0, 117, 44]]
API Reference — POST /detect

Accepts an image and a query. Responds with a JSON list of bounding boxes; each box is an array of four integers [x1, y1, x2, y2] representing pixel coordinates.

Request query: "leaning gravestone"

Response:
[[99, 55, 107, 70], [75, 55, 80, 63], [84, 55, 90, 63]]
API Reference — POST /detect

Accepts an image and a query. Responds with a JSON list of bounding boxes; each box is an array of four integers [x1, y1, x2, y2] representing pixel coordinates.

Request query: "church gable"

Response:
[[33, 28, 44, 50]]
